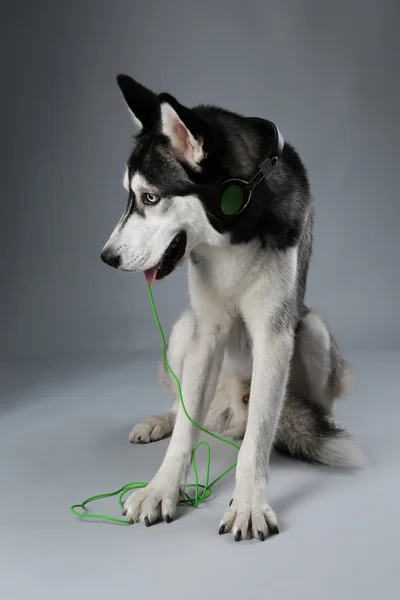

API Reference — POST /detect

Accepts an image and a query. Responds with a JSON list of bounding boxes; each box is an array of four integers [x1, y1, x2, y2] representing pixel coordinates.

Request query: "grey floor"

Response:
[[1, 351, 399, 599]]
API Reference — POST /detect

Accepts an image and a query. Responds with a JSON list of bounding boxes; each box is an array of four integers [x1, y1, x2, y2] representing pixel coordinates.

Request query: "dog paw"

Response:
[[218, 484, 279, 541], [129, 415, 173, 444], [123, 477, 181, 525]]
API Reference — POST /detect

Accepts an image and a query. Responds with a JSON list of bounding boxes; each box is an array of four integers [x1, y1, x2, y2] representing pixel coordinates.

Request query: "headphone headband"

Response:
[[220, 120, 285, 216]]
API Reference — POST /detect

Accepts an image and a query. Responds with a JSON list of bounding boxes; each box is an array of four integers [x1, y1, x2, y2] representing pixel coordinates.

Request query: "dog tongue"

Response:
[[144, 267, 159, 284]]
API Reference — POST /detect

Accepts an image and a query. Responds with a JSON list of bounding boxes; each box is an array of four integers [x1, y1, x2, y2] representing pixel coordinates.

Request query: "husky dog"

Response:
[[101, 75, 364, 541]]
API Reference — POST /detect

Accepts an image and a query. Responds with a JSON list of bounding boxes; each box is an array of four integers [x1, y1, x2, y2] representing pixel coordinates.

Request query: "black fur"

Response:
[[116, 75, 316, 346], [117, 75, 312, 254]]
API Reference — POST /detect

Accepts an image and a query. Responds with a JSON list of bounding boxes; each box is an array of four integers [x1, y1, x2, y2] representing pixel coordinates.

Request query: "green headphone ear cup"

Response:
[[221, 184, 244, 216]]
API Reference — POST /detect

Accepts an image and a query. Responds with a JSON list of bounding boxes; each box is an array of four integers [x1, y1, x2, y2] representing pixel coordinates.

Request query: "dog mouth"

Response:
[[144, 231, 187, 284]]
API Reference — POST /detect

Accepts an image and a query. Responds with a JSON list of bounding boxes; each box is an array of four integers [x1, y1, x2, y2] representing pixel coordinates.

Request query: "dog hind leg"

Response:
[[290, 309, 352, 412]]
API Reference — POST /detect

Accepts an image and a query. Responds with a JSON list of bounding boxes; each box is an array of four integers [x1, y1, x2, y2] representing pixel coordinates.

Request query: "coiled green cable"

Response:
[[70, 283, 240, 524]]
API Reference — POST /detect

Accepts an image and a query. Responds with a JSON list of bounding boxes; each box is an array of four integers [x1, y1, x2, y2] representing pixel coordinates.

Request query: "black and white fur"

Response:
[[101, 75, 364, 541]]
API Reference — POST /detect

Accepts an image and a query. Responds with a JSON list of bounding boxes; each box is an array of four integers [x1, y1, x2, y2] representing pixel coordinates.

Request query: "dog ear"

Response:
[[116, 74, 159, 132], [158, 93, 212, 168]]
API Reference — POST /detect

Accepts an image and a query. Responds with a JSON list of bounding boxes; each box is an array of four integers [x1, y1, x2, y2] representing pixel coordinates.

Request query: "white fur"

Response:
[[109, 172, 311, 535], [102, 169, 224, 273], [123, 168, 129, 191], [123, 230, 299, 536], [103, 124, 359, 537], [219, 249, 297, 537]]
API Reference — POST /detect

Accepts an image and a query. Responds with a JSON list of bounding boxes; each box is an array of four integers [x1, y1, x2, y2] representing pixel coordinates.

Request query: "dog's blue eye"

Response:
[[143, 193, 160, 205]]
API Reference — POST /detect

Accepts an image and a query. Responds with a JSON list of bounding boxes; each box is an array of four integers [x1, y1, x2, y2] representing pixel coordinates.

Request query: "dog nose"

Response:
[[101, 250, 120, 269]]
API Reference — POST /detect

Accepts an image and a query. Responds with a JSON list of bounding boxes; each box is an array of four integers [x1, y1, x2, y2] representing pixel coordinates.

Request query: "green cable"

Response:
[[70, 283, 240, 524]]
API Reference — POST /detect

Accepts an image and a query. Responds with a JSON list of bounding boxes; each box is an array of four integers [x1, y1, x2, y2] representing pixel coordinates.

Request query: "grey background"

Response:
[[2, 0, 400, 364], [1, 1, 400, 599]]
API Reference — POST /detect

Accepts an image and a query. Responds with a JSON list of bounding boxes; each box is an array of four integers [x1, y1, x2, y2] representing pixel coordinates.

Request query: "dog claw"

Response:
[[268, 524, 279, 535]]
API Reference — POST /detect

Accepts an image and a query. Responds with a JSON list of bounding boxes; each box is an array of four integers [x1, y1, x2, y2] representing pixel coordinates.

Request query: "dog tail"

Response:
[[274, 393, 365, 468]]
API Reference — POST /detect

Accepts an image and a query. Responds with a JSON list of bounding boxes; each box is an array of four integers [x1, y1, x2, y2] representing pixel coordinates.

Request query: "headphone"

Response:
[[220, 121, 285, 216]]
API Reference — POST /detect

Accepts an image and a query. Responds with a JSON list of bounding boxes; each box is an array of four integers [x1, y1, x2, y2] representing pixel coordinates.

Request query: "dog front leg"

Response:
[[219, 254, 297, 540], [124, 321, 229, 526], [220, 322, 294, 540]]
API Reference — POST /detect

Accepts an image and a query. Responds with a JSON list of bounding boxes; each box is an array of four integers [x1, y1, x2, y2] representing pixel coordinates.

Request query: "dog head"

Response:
[[101, 75, 283, 282]]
